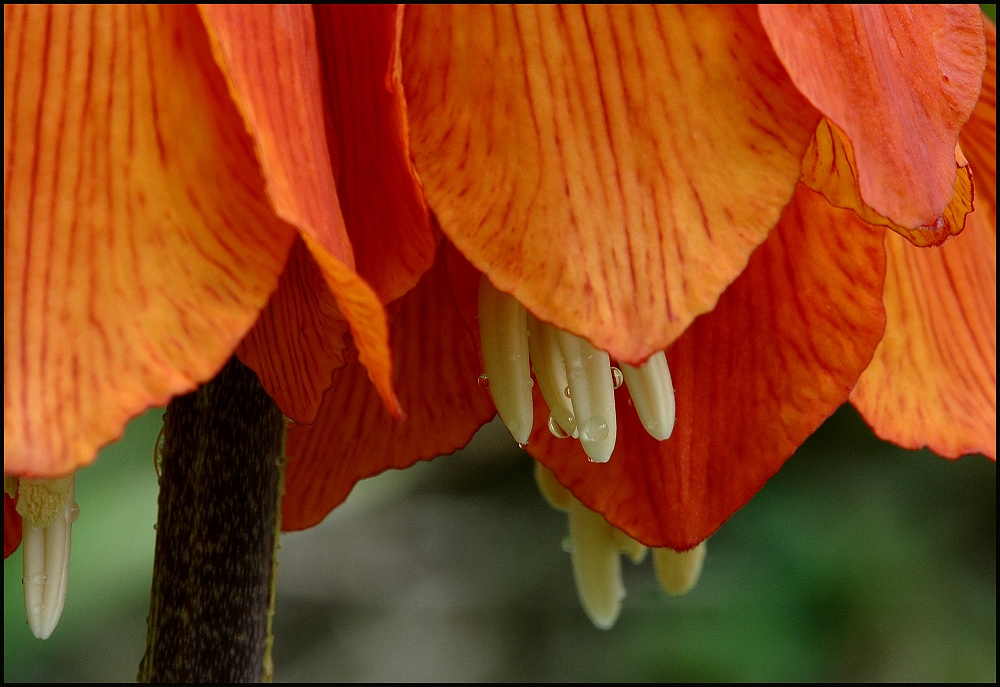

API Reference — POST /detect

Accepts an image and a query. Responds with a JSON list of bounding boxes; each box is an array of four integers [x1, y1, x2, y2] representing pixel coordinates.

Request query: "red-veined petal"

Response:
[[400, 4, 820, 364], [528, 185, 888, 548], [282, 245, 494, 531], [4, 5, 296, 477], [198, 4, 401, 421], [314, 5, 436, 305], [760, 4, 986, 237]]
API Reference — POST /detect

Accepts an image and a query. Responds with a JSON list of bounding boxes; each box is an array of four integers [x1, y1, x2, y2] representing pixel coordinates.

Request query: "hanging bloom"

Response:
[[4, 4, 995, 636], [278, 6, 995, 628]]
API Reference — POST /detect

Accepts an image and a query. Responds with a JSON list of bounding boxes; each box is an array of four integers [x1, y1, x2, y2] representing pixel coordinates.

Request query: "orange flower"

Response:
[[3, 4, 995, 632], [277, 6, 995, 624]]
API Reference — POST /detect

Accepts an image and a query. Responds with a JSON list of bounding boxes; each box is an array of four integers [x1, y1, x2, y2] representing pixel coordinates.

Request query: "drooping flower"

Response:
[[277, 6, 995, 628], [3, 4, 995, 637]]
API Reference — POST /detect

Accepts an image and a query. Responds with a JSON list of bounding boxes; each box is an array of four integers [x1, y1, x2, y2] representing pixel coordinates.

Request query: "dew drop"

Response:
[[610, 366, 624, 389], [563, 386, 572, 398], [548, 414, 571, 439], [477, 374, 490, 389], [581, 419, 610, 443], [560, 536, 573, 553], [528, 377, 535, 389], [517, 441, 528, 449]]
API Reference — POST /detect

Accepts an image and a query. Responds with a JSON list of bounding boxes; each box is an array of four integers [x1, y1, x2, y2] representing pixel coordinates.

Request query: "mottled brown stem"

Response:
[[138, 357, 285, 683]]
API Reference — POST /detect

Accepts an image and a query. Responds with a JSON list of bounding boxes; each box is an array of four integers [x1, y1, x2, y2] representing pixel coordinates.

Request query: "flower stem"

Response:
[[138, 356, 285, 683]]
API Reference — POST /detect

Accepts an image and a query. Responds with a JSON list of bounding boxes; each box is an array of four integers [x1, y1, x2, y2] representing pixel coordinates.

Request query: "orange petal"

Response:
[[198, 5, 401, 419], [4, 492, 22, 559], [236, 240, 348, 424], [400, 5, 820, 364], [4, 5, 297, 477], [529, 184, 888, 549], [850, 23, 996, 461], [282, 245, 495, 531], [760, 5, 986, 231], [801, 118, 974, 247], [314, 5, 436, 304]]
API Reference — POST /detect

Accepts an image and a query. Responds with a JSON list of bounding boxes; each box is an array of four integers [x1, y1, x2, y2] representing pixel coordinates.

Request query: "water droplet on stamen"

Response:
[[610, 366, 624, 389], [477, 374, 490, 389], [582, 419, 610, 443], [563, 386, 572, 398], [548, 414, 571, 439]]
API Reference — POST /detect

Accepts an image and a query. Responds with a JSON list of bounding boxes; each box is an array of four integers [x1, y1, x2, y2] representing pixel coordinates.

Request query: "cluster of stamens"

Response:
[[478, 276, 705, 629], [477, 277, 676, 462]]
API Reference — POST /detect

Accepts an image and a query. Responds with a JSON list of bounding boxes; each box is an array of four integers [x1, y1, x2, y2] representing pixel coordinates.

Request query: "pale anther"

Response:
[[527, 315, 577, 439], [567, 497, 626, 630], [555, 329, 617, 463], [652, 541, 707, 596], [620, 350, 676, 441], [478, 277, 533, 444], [18, 474, 79, 639]]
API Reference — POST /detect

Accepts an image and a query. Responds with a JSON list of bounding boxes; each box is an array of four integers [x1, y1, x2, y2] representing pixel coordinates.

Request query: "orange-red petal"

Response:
[[4, 5, 296, 477], [850, 22, 996, 461], [236, 240, 348, 424], [400, 5, 820, 364], [198, 5, 400, 420], [760, 5, 986, 234], [314, 5, 436, 305], [529, 184, 888, 549], [4, 492, 22, 559], [282, 245, 495, 531]]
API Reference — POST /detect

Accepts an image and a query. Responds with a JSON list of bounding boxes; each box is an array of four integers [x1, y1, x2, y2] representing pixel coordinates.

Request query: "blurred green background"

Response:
[[3, 404, 995, 682]]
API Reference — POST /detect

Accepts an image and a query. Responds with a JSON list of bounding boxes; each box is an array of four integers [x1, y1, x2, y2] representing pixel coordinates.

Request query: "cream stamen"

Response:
[[652, 541, 707, 596], [478, 278, 533, 444], [555, 329, 617, 463], [527, 315, 577, 439], [621, 351, 676, 441], [17, 474, 79, 639]]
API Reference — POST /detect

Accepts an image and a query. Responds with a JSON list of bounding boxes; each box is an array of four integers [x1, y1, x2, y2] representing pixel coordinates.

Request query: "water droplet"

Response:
[[517, 441, 528, 449], [477, 374, 490, 389], [560, 536, 573, 553], [610, 366, 624, 389], [528, 377, 535, 389], [581, 419, 609, 443], [627, 397, 634, 406], [563, 386, 572, 398], [548, 414, 571, 439]]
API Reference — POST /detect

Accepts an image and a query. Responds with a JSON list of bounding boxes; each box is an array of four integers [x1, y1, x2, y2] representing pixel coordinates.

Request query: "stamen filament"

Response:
[[555, 329, 617, 462], [478, 277, 533, 444], [621, 350, 676, 441]]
